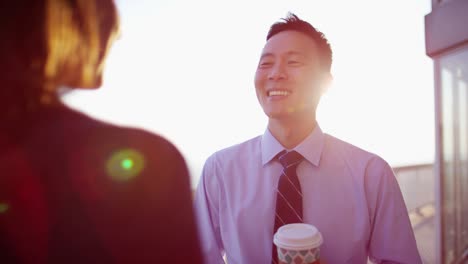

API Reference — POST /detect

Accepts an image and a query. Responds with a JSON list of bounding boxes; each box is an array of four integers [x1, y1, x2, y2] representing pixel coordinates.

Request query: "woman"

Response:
[[0, 1, 202, 263]]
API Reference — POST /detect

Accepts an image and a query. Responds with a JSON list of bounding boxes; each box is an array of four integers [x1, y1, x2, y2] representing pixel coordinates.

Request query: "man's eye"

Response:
[[288, 60, 301, 65], [259, 62, 273, 67]]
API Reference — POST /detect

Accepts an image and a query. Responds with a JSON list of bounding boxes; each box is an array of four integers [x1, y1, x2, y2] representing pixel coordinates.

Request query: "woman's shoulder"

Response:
[[23, 106, 187, 171], [70, 108, 185, 162], [55, 107, 179, 151]]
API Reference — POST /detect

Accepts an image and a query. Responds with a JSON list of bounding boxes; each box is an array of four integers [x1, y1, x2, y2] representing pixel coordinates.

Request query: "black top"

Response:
[[0, 105, 203, 263]]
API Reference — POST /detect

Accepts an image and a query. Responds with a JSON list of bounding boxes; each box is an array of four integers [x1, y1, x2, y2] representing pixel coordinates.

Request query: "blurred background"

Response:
[[62, 0, 434, 186], [61, 0, 468, 263]]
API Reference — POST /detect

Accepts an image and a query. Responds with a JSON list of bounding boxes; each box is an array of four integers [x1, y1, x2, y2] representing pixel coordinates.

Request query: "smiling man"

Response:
[[194, 13, 422, 264]]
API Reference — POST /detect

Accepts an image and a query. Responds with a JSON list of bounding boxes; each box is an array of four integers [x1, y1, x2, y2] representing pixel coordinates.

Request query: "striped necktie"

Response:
[[272, 150, 304, 264]]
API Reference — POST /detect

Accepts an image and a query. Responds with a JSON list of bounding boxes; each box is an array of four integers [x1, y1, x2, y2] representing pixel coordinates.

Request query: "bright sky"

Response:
[[62, 0, 434, 187]]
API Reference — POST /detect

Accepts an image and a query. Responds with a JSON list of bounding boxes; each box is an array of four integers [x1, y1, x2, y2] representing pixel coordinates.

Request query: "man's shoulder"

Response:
[[323, 133, 388, 166], [207, 135, 262, 163]]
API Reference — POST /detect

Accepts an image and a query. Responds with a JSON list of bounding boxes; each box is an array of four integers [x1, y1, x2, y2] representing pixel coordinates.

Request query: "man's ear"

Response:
[[320, 72, 333, 95]]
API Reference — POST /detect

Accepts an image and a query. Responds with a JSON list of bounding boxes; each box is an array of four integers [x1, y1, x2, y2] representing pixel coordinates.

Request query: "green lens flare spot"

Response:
[[106, 149, 145, 182], [121, 158, 134, 170], [0, 202, 10, 214]]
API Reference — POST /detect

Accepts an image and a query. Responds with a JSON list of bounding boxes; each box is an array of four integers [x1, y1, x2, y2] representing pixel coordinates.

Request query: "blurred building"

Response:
[[425, 0, 468, 262]]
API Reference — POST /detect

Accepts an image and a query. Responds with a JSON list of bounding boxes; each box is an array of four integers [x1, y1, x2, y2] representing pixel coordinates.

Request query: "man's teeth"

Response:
[[268, 90, 290, 96]]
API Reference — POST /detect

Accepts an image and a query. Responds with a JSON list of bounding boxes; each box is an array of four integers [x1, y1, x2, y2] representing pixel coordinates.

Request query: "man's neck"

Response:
[[267, 116, 317, 149]]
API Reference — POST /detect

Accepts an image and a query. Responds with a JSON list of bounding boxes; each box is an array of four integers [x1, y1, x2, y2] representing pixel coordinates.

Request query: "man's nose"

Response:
[[268, 63, 287, 80]]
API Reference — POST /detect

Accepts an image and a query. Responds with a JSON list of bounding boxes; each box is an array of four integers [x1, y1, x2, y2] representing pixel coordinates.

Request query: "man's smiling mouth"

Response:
[[268, 90, 291, 97]]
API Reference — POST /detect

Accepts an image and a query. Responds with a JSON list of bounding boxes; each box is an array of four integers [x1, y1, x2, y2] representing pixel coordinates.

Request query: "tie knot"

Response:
[[278, 150, 304, 169]]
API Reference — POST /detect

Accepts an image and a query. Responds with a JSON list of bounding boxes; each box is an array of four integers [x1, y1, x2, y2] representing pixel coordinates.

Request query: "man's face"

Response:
[[254, 30, 328, 121]]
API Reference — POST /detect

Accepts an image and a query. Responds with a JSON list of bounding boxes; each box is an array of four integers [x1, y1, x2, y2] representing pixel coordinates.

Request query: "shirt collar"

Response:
[[261, 124, 325, 167]]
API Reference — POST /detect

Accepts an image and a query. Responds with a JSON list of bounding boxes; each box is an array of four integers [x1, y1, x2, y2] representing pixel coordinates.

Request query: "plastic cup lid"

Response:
[[273, 223, 323, 250]]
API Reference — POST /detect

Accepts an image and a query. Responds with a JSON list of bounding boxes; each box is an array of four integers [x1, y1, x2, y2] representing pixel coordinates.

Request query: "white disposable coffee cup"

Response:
[[273, 223, 323, 264]]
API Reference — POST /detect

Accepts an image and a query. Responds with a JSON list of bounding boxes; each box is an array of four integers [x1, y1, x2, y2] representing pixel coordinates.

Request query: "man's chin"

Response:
[[265, 107, 299, 118], [265, 111, 292, 120]]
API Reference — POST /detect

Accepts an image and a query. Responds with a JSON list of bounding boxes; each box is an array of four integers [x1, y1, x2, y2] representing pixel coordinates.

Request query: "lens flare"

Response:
[[106, 149, 145, 182], [121, 158, 134, 170], [0, 202, 9, 214]]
